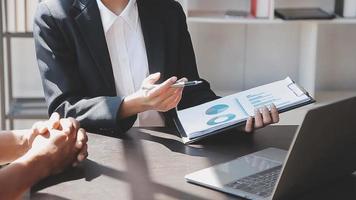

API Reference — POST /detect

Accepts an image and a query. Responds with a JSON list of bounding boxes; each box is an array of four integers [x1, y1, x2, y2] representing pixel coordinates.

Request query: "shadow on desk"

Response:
[[129, 127, 257, 159], [31, 160, 101, 192], [32, 159, 214, 200], [30, 193, 71, 200], [91, 126, 256, 160]]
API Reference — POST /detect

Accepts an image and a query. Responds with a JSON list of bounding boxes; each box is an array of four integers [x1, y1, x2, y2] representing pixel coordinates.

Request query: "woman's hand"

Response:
[[244, 104, 280, 133], [119, 73, 187, 118], [139, 72, 186, 112]]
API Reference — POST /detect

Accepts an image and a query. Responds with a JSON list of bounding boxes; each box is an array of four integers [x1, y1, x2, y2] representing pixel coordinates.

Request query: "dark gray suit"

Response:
[[34, 0, 218, 135]]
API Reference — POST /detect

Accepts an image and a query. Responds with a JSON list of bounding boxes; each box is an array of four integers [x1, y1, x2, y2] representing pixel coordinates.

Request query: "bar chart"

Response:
[[246, 92, 290, 108]]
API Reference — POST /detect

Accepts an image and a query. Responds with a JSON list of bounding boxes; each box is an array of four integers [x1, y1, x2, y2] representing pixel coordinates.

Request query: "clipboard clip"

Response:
[[287, 82, 309, 97]]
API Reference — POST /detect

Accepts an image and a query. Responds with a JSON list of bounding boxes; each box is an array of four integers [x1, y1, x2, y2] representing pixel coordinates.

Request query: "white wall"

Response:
[[189, 22, 356, 95], [317, 24, 356, 90]]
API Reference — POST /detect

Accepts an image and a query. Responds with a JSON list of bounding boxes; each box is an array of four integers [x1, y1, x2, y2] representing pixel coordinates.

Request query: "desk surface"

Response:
[[31, 126, 356, 200]]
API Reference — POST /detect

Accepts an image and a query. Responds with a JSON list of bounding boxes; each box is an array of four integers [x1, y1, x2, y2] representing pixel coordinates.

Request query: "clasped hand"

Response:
[[28, 113, 88, 175]]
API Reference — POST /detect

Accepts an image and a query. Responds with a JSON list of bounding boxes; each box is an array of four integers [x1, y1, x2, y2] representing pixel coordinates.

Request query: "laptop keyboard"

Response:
[[225, 165, 282, 198]]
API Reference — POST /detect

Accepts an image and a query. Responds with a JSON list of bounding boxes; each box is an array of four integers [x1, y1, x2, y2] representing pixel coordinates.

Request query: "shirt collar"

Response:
[[121, 0, 138, 31], [96, 0, 138, 33]]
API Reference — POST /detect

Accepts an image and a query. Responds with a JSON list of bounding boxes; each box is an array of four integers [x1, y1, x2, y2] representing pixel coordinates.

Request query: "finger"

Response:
[[47, 112, 61, 130], [174, 88, 183, 103], [146, 87, 179, 109], [68, 118, 80, 140], [75, 128, 88, 149], [155, 87, 180, 103], [79, 128, 88, 143], [158, 94, 179, 111], [32, 121, 47, 135], [245, 117, 254, 133], [143, 72, 161, 85], [165, 89, 183, 109], [271, 104, 280, 123], [149, 76, 177, 97], [176, 87, 184, 94], [177, 77, 188, 83], [68, 117, 80, 132], [159, 90, 182, 111], [164, 95, 181, 111], [254, 109, 264, 129], [77, 144, 88, 162], [60, 119, 74, 136], [48, 129, 68, 144], [261, 106, 272, 125]]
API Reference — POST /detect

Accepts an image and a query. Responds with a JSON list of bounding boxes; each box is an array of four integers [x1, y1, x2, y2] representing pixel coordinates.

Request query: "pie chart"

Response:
[[206, 104, 229, 115], [207, 114, 236, 126]]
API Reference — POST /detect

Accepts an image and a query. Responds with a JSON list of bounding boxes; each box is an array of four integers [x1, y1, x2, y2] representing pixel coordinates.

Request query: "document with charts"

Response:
[[175, 77, 315, 144]]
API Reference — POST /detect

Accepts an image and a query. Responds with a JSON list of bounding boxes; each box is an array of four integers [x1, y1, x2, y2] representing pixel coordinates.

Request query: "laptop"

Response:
[[185, 97, 356, 200]]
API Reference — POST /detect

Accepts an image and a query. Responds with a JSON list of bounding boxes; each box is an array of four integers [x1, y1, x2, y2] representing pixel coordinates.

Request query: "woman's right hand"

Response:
[[119, 73, 187, 118], [139, 72, 186, 112]]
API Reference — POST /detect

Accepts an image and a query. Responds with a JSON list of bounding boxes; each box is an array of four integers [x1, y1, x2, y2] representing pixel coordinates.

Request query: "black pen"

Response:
[[142, 80, 203, 90], [171, 80, 203, 88]]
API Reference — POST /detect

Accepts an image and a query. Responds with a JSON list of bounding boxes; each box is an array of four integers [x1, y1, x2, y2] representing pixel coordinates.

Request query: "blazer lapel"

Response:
[[72, 0, 116, 91], [137, 0, 166, 81]]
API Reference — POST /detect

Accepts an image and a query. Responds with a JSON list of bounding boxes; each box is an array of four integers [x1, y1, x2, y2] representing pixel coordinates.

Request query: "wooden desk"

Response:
[[31, 126, 356, 200]]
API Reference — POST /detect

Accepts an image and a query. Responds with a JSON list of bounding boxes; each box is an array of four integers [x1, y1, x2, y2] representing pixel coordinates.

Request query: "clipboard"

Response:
[[174, 78, 315, 144]]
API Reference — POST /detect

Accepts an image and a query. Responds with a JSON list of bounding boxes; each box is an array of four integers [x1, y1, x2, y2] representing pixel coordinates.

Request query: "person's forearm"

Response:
[[0, 153, 49, 199], [119, 93, 147, 119], [0, 130, 32, 165]]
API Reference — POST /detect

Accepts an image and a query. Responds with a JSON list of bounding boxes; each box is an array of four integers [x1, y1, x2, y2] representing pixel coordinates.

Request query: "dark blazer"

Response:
[[34, 0, 218, 135]]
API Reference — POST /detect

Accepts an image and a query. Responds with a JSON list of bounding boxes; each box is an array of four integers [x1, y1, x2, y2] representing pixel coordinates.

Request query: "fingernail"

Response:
[[76, 141, 83, 149], [178, 78, 188, 83], [39, 126, 47, 133], [171, 76, 177, 82], [269, 104, 274, 110]]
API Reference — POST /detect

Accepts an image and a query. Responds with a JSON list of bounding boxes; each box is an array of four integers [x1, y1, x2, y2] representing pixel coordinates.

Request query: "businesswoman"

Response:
[[34, 0, 279, 135]]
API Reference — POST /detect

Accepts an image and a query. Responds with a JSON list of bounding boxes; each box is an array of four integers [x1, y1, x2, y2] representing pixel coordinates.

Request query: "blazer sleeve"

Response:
[[174, 2, 220, 110], [33, 3, 136, 135]]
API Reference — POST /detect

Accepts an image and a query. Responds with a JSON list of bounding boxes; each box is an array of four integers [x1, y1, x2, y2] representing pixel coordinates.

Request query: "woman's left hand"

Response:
[[244, 104, 280, 133]]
